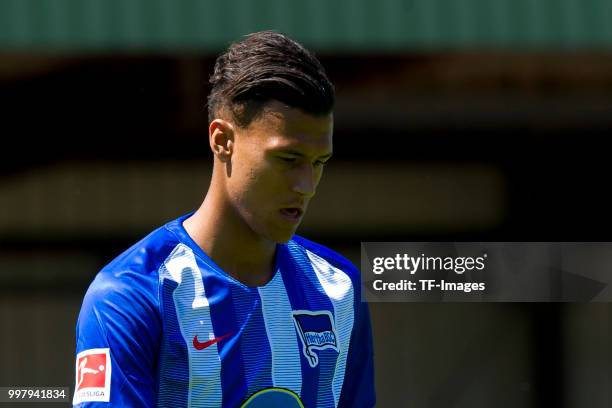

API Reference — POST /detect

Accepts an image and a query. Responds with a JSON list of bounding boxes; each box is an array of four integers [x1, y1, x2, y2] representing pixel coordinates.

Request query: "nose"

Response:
[[291, 163, 318, 198]]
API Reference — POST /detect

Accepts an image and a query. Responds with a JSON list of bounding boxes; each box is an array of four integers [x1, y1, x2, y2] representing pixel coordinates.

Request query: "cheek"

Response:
[[230, 149, 262, 188], [232, 163, 277, 205]]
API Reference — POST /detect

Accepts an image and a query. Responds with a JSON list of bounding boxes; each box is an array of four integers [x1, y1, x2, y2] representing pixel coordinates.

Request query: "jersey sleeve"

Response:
[[73, 271, 161, 407], [338, 294, 376, 407]]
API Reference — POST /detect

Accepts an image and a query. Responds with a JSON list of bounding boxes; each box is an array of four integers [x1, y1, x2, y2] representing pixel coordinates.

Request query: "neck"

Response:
[[183, 184, 277, 287]]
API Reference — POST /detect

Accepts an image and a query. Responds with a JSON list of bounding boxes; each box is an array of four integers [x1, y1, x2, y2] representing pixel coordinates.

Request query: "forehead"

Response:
[[247, 101, 333, 152]]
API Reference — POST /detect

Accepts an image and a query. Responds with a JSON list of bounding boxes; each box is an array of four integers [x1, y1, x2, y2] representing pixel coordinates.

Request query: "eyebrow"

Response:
[[277, 149, 333, 160]]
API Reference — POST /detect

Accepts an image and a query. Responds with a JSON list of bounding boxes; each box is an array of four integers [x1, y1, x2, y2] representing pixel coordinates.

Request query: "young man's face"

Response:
[[227, 100, 333, 243]]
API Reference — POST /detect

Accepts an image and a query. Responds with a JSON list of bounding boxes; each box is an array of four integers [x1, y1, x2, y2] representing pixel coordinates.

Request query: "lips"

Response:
[[279, 207, 304, 223]]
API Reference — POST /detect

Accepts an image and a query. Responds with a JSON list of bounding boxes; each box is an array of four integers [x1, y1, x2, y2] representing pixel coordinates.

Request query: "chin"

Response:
[[263, 226, 297, 244], [268, 231, 295, 244], [251, 217, 299, 244]]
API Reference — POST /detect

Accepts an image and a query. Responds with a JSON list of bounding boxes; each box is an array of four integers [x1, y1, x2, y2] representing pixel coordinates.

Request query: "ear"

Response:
[[209, 119, 234, 162]]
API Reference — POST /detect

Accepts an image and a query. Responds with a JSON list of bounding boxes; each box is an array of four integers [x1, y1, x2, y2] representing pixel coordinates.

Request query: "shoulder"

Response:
[[291, 235, 358, 274], [102, 222, 182, 279], [290, 235, 361, 289], [83, 222, 182, 315], [77, 222, 185, 353]]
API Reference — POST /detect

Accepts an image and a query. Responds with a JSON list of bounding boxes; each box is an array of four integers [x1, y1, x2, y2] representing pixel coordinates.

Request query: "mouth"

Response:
[[279, 207, 304, 223]]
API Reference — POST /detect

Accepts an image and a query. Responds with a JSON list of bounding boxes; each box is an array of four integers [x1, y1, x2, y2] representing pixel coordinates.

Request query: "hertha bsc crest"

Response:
[[292, 310, 339, 368]]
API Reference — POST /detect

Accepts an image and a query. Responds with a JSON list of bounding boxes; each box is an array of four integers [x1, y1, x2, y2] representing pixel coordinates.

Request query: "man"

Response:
[[73, 31, 375, 407]]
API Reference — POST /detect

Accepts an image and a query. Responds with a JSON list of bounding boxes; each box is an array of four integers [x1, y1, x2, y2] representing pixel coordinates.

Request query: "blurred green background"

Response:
[[1, 1, 611, 407]]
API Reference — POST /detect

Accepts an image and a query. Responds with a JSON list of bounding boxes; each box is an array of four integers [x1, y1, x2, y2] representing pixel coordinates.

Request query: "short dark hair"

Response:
[[207, 31, 335, 127]]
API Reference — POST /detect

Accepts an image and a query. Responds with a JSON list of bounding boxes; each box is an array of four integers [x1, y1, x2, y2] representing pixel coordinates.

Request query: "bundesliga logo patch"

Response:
[[73, 348, 112, 404], [292, 310, 339, 367]]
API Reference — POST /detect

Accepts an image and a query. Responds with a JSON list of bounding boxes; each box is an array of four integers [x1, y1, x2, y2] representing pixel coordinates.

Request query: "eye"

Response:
[[314, 157, 332, 167], [279, 156, 297, 163]]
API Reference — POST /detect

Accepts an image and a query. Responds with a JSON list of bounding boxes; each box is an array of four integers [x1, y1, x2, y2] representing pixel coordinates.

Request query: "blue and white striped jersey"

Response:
[[73, 213, 375, 407]]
